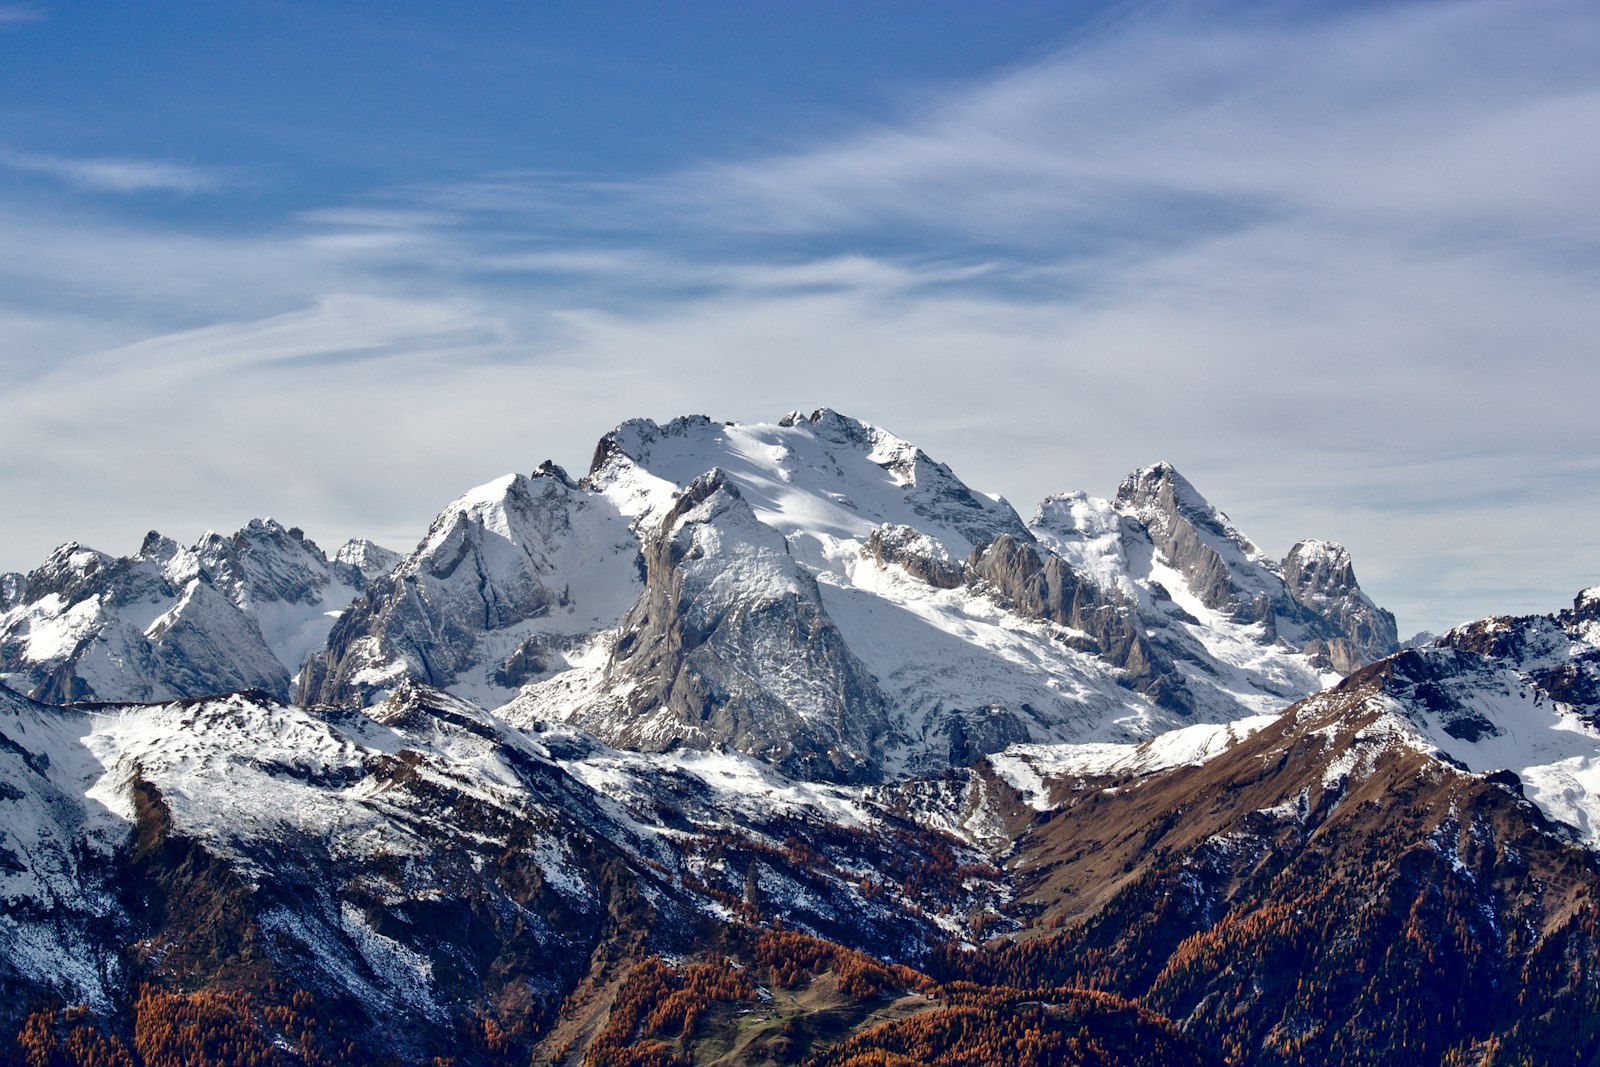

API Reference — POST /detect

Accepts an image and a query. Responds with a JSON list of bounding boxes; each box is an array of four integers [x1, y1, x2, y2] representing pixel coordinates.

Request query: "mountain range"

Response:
[[1, 409, 1594, 1067]]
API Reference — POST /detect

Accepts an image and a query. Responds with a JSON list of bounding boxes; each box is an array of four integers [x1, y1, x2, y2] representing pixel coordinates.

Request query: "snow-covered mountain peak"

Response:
[[1032, 490, 1112, 535], [189, 518, 345, 610], [794, 405, 874, 444], [0, 572, 20, 611], [8, 408, 1402, 785], [406, 465, 615, 584], [587, 409, 1029, 570], [1024, 460, 1399, 696], [1, 519, 380, 705], [580, 456, 893, 783], [664, 465, 744, 523], [587, 415, 745, 486], [1116, 461, 1265, 562], [23, 542, 117, 605], [415, 472, 539, 550], [657, 468, 804, 601], [333, 538, 402, 582], [1111, 462, 1290, 629], [134, 530, 182, 568], [300, 461, 642, 710], [1285, 537, 1347, 566]]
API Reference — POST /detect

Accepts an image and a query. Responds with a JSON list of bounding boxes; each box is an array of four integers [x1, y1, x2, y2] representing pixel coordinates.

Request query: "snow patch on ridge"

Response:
[[988, 714, 1281, 810]]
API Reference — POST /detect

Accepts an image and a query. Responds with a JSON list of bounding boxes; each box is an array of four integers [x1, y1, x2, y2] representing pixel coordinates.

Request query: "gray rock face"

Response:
[[964, 534, 1193, 712], [592, 470, 892, 783], [299, 467, 641, 708], [863, 524, 963, 590], [0, 523, 374, 705], [1298, 637, 1368, 675], [1116, 463, 1273, 622], [185, 519, 352, 609], [1283, 539, 1399, 663], [1114, 463, 1397, 670], [0, 573, 20, 612], [140, 578, 289, 700]]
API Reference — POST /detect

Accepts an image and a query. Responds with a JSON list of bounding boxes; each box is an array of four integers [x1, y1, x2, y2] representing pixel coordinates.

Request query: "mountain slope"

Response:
[[579, 469, 893, 783], [0, 521, 386, 703], [0, 685, 127, 1012], [534, 411, 1394, 778], [931, 591, 1600, 1066], [298, 465, 641, 709], [0, 677, 1005, 1063]]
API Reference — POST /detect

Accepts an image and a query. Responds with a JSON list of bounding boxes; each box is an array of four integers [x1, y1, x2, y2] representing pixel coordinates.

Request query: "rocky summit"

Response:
[[3, 409, 1596, 1067]]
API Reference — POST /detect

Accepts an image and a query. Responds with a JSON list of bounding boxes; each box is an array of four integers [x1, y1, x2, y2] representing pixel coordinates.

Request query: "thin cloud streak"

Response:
[[0, 4, 44, 25], [678, 1, 1600, 250], [0, 150, 226, 194]]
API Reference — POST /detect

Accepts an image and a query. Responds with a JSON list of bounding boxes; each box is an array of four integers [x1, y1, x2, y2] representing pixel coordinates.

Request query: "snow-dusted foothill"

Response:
[[968, 586, 1600, 855], [0, 677, 997, 1034], [1348, 591, 1600, 847], [1031, 463, 1397, 721]]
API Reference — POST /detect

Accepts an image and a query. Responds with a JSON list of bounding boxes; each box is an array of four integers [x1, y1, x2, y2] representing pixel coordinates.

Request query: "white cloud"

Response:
[[675, 1, 1600, 250], [0, 4, 44, 25]]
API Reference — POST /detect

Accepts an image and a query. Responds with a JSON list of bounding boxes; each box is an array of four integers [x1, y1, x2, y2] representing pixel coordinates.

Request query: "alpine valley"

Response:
[[1, 409, 1596, 1067]]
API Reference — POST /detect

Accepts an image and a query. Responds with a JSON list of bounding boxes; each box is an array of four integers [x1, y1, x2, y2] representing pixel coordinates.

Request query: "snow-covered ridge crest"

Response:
[[988, 714, 1282, 811], [298, 464, 641, 709], [586, 407, 1031, 565], [0, 519, 384, 704], [1052, 459, 1399, 670], [1117, 461, 1265, 561]]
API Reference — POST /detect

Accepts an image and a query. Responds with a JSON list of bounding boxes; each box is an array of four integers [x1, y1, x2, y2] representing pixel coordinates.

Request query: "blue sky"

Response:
[[2, 0, 1597, 633]]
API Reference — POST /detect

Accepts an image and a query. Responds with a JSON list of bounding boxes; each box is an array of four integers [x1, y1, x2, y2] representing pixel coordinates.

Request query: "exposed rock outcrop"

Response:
[[1115, 463, 1279, 624], [591, 470, 893, 783], [1283, 539, 1399, 663], [964, 534, 1193, 712], [0, 521, 362, 704], [863, 524, 963, 589], [298, 467, 640, 708], [1113, 463, 1397, 671]]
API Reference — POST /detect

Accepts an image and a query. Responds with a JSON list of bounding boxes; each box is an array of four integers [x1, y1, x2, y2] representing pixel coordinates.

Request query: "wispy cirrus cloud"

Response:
[[0, 4, 45, 25], [0, 150, 227, 194], [677, 1, 1600, 243]]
